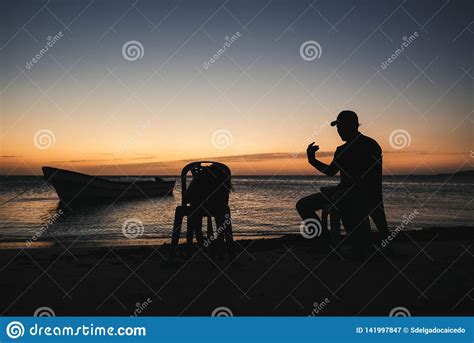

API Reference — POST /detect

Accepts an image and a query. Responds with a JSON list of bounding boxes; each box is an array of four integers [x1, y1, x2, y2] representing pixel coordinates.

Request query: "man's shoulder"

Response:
[[360, 134, 381, 151], [335, 143, 347, 154]]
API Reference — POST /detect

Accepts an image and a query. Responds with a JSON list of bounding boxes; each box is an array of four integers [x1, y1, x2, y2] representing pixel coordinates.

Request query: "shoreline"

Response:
[[0, 226, 471, 250]]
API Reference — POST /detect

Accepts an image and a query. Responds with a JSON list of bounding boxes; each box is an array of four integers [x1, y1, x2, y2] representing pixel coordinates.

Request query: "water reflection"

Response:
[[0, 176, 472, 245]]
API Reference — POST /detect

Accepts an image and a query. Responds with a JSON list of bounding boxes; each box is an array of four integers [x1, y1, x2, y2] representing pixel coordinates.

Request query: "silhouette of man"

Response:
[[296, 110, 387, 255]]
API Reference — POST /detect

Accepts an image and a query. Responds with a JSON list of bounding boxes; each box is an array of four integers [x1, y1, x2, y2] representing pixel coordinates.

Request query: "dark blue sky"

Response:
[[0, 0, 472, 174]]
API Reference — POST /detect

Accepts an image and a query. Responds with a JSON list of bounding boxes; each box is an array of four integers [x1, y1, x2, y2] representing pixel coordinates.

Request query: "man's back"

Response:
[[333, 133, 382, 200]]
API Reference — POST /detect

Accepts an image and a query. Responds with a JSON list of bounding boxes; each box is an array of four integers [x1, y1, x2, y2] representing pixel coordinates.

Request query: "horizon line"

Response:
[[2, 169, 473, 177]]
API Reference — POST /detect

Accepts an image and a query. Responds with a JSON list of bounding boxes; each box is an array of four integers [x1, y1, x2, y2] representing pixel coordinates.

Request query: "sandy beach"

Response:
[[0, 227, 472, 316]]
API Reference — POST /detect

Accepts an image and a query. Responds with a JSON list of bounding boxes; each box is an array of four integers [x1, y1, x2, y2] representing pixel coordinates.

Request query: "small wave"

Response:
[[12, 197, 57, 202]]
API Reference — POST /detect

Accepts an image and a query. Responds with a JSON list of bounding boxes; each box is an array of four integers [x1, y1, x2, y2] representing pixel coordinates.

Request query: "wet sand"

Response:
[[0, 227, 472, 316]]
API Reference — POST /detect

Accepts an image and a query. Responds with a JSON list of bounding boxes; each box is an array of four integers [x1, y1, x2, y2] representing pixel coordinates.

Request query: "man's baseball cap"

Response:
[[330, 110, 359, 127]]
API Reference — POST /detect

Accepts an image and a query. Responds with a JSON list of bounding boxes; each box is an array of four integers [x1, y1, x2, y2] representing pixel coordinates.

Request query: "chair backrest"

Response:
[[180, 161, 231, 207]]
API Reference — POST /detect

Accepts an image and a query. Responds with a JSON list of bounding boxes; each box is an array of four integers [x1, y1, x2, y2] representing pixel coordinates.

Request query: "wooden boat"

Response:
[[42, 166, 175, 206]]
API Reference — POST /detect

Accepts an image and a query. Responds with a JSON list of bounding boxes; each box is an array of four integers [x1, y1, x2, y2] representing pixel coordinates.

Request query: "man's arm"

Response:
[[306, 142, 339, 176]]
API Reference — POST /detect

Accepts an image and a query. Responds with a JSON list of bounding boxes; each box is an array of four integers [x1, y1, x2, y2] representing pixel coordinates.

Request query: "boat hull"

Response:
[[42, 166, 175, 206]]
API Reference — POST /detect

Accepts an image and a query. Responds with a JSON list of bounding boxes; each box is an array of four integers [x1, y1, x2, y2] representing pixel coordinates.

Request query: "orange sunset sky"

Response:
[[1, 0, 472, 176]]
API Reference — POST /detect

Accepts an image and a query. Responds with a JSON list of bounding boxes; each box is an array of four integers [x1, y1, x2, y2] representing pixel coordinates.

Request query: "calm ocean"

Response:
[[0, 175, 472, 245]]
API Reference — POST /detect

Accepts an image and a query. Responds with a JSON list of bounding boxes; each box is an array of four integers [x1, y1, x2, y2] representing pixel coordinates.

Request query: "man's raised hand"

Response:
[[306, 142, 320, 159]]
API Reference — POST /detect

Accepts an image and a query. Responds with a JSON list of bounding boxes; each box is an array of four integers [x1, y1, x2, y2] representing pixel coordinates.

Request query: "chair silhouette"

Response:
[[168, 161, 233, 261]]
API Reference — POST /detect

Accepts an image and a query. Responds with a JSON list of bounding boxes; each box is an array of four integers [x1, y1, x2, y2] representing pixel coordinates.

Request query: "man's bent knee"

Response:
[[296, 198, 305, 213]]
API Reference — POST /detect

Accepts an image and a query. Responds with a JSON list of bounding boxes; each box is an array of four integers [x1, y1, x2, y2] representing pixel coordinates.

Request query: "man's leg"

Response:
[[321, 186, 344, 244], [339, 194, 372, 259], [296, 193, 327, 221], [370, 202, 394, 253], [370, 203, 388, 236], [186, 211, 202, 257], [296, 193, 330, 240], [328, 190, 345, 244]]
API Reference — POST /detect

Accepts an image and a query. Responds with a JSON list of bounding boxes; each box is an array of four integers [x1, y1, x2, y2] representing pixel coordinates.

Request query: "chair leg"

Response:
[[186, 214, 202, 257], [322, 206, 339, 244], [206, 216, 214, 239], [169, 206, 184, 261], [195, 221, 205, 245], [321, 206, 329, 234], [222, 209, 234, 260]]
